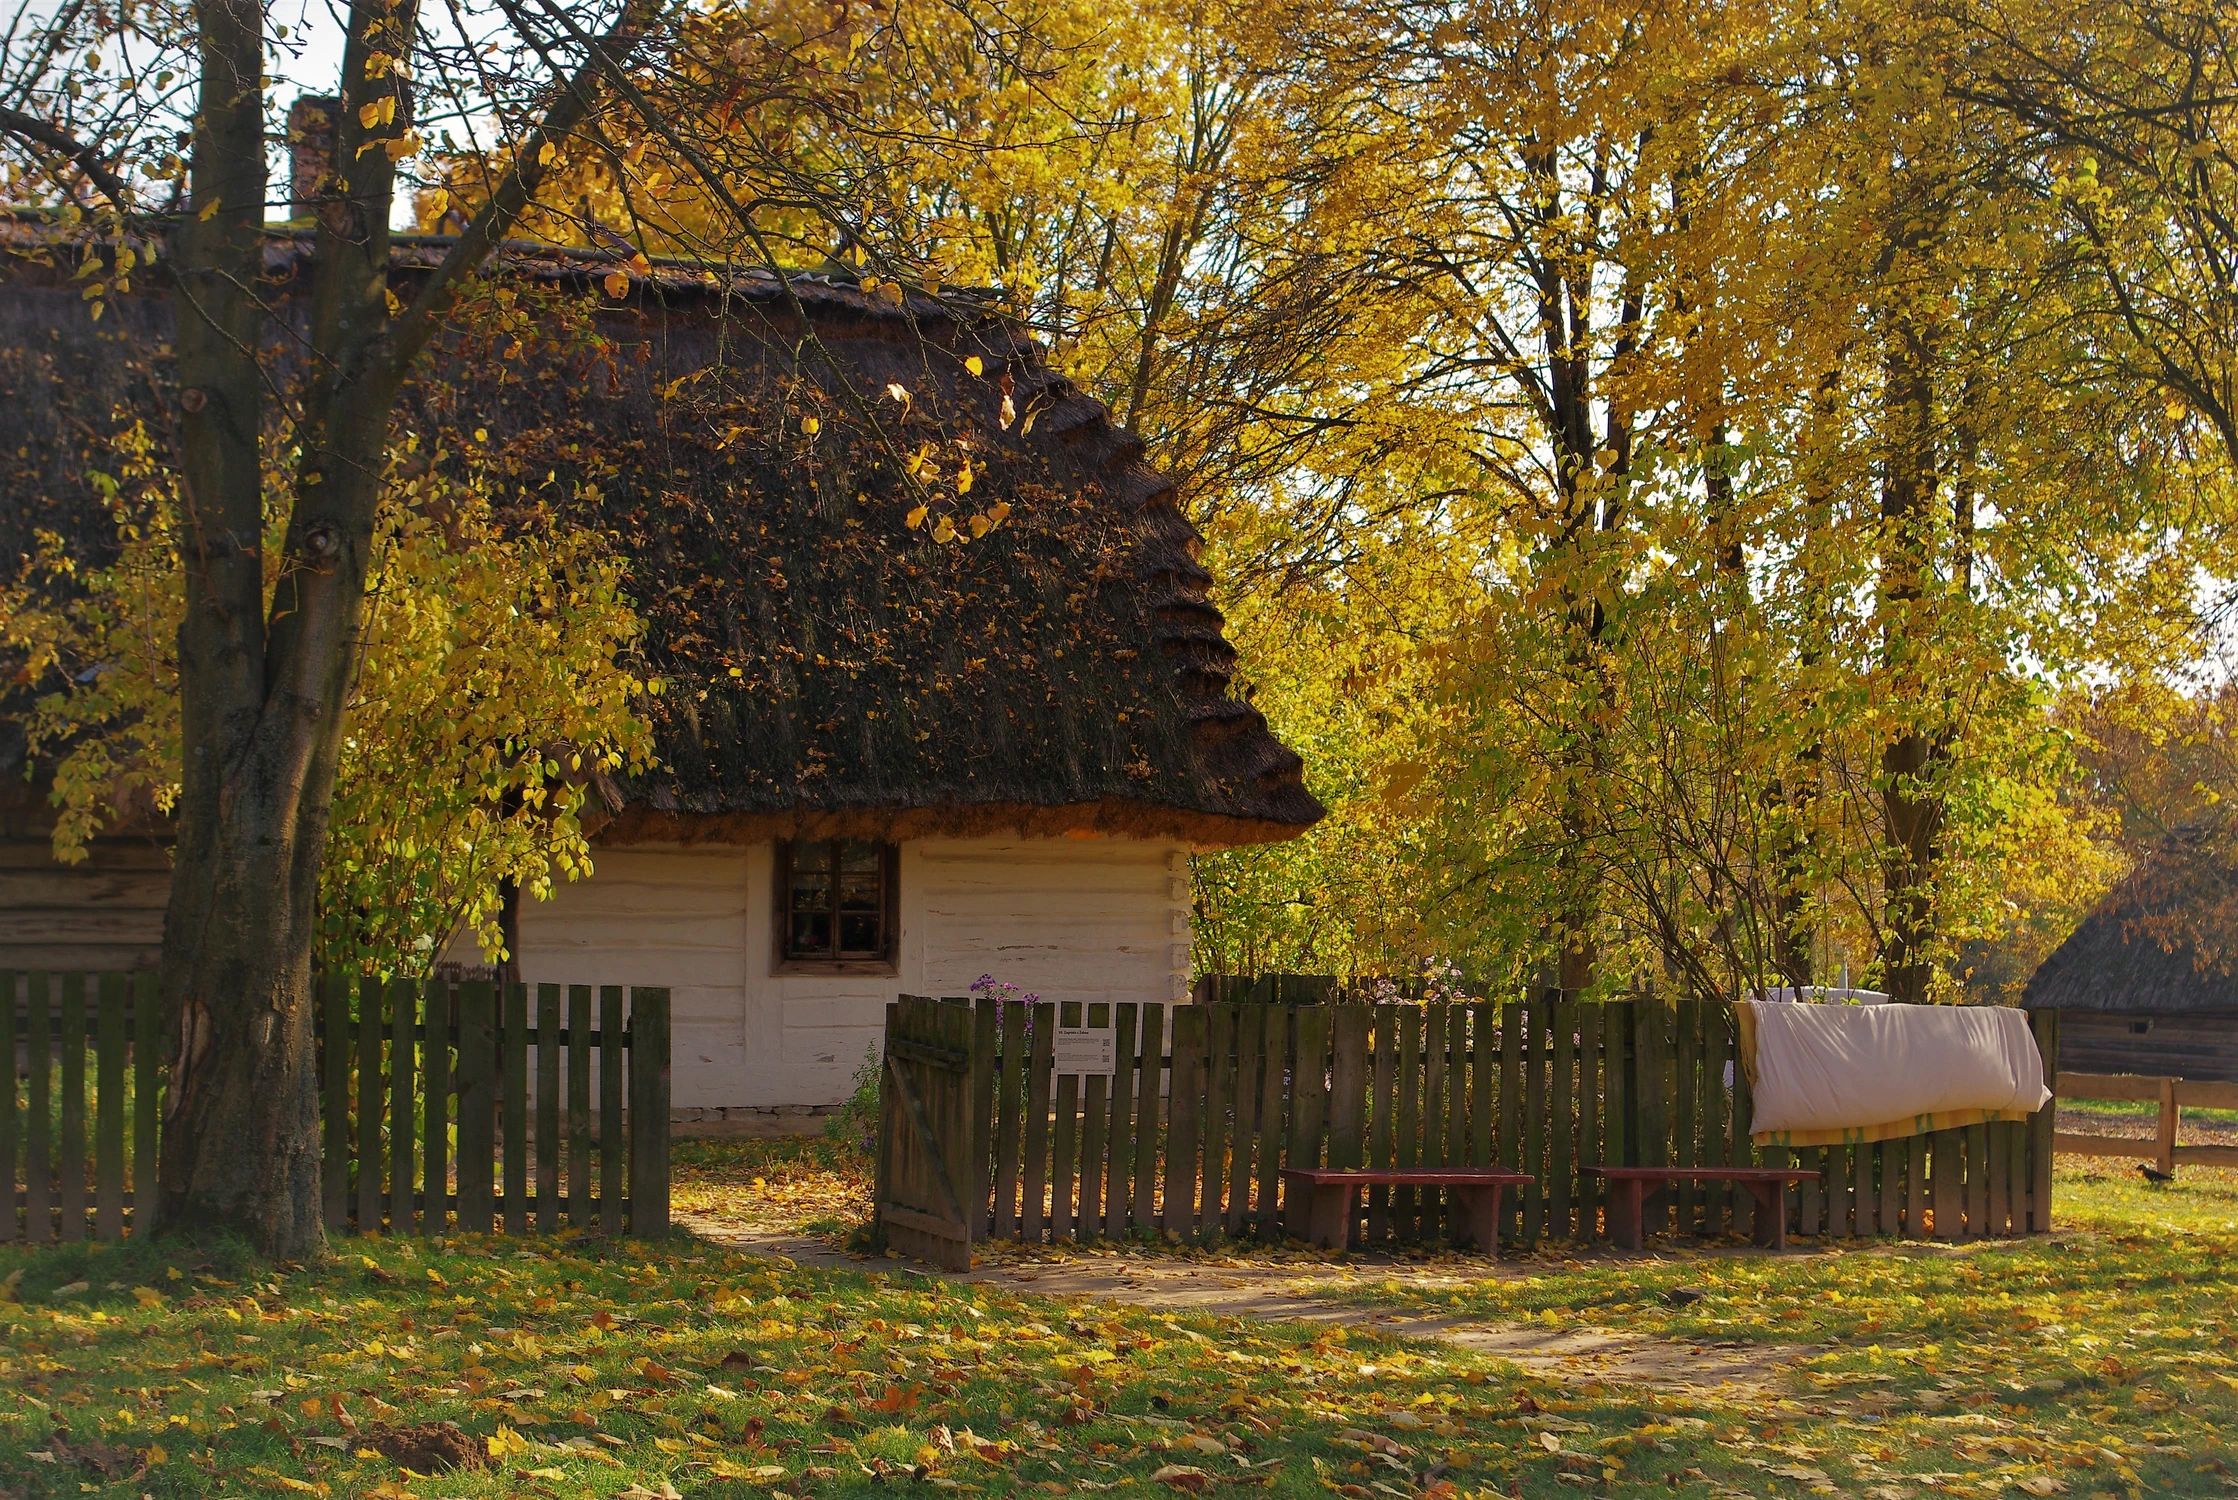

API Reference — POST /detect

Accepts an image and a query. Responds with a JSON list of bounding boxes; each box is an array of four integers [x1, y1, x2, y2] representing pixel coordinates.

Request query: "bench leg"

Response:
[[1745, 1182, 1786, 1250], [1454, 1185, 1501, 1255], [1607, 1181, 1645, 1251], [1307, 1184, 1355, 1251]]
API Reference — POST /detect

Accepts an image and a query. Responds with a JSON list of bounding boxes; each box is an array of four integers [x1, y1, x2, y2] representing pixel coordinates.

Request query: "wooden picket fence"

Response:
[[876, 993, 2060, 1268], [4, 970, 671, 1243]]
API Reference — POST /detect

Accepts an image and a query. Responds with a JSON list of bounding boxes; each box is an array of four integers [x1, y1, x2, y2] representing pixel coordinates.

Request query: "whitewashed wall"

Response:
[[502, 836, 1191, 1115]]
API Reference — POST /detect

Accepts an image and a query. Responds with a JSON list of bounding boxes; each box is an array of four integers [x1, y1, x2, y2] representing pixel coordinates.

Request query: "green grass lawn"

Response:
[[3, 1159, 2234, 1497]]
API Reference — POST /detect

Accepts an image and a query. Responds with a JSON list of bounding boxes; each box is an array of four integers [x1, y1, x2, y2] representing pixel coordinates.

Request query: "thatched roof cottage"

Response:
[[2023, 827, 2238, 1083], [1, 216, 1322, 1124]]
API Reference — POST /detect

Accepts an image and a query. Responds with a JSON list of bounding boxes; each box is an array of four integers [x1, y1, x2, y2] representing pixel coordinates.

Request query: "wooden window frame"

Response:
[[771, 838, 901, 976]]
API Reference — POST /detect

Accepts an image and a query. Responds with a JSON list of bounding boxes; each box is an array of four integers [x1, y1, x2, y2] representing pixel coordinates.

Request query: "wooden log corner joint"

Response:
[[1587, 1166, 1821, 1252], [1281, 1166, 1534, 1254]]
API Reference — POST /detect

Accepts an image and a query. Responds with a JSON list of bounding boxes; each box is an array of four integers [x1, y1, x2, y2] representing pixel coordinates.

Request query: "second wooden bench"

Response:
[[1281, 1167, 1535, 1253], [1585, 1166, 1822, 1251]]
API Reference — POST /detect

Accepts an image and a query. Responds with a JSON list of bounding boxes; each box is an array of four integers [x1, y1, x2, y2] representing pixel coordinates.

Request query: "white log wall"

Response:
[[507, 836, 1192, 1111], [0, 838, 169, 973]]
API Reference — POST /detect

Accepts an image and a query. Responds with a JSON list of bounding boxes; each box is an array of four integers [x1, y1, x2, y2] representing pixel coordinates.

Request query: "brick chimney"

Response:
[[288, 95, 340, 219]]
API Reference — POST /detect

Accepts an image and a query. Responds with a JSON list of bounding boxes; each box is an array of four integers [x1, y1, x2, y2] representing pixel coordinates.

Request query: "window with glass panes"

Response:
[[776, 840, 897, 967]]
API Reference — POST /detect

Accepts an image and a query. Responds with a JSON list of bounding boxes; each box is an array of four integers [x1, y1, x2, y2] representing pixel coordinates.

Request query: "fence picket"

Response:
[[355, 977, 383, 1233], [1673, 997, 1697, 1233], [1420, 1002, 1447, 1240], [59, 973, 86, 1242], [1498, 1000, 1522, 1241], [96, 973, 126, 1240], [389, 977, 417, 1237], [1577, 1002, 1602, 1240], [1397, 1005, 1424, 1240], [1284, 1006, 1329, 1238], [321, 975, 348, 1230], [1702, 1003, 1731, 1235], [1052, 1001, 1081, 1241], [1729, 1010, 1753, 1238], [1548, 998, 1574, 1241], [1132, 1003, 1163, 1232], [533, 984, 559, 1233], [1602, 1001, 1629, 1172], [458, 981, 497, 1233], [426, 978, 453, 1233], [1469, 1003, 1494, 1168], [1200, 1003, 1235, 1234], [1228, 1004, 1264, 1238], [1165, 1006, 1208, 1238], [566, 984, 591, 1229], [995, 1000, 1027, 1239], [25, 973, 50, 1245], [1327, 1006, 1369, 1175], [1255, 1004, 1289, 1237], [502, 983, 528, 1235], [1368, 1005, 1397, 1242], [1080, 1005, 1108, 1238], [972, 997, 999, 1237], [1022, 1002, 1055, 1241], [0, 973, 15, 1244], [133, 973, 158, 1236], [1107, 1004, 1138, 1238], [627, 989, 671, 1236], [598, 985, 625, 1237]]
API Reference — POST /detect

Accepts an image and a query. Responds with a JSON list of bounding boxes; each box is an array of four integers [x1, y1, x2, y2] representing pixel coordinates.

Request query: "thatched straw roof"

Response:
[[1, 217, 1323, 848], [2023, 827, 2238, 1012]]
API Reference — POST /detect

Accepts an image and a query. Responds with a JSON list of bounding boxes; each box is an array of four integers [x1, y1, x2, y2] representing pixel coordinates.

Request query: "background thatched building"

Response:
[[2023, 827, 2238, 1081], [1, 214, 1322, 1123]]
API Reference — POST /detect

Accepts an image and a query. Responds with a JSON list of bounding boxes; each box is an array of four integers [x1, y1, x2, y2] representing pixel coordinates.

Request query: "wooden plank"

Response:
[[1903, 1134, 1928, 1238], [1701, 1002, 1730, 1236], [1419, 1002, 1446, 1241], [25, 973, 48, 1244], [1107, 1003, 1138, 1239], [1079, 1005, 1108, 1239], [132, 972, 158, 1237], [1549, 998, 1574, 1243], [1051, 1000, 1080, 1240], [1966, 1122, 1991, 1241], [2174, 1079, 2238, 1110], [355, 976, 383, 1234], [971, 997, 999, 1236], [457, 981, 497, 1233], [1672, 996, 1697, 1233], [1199, 1003, 1235, 1235], [1164, 1005, 1208, 1239], [1284, 1006, 1330, 1238], [390, 978, 418, 1237], [566, 984, 591, 1228], [994, 1000, 1028, 1239], [1444, 1001, 1470, 1168], [1255, 1003, 1290, 1237], [1366, 1004, 1396, 1243], [0, 973, 15, 1244], [1498, 999, 1522, 1241], [1602, 1000, 1629, 1172], [1877, 1139, 1901, 1234], [1576, 1003, 1602, 1241], [1635, 999, 1669, 1238], [1228, 1003, 1264, 1238], [2029, 1010, 2058, 1233], [1521, 997, 1547, 1246], [1393, 1005, 1422, 1241], [1727, 1003, 1753, 1239], [1470, 1002, 1495, 1168], [1022, 1002, 1055, 1241], [2054, 1071, 2165, 1103], [2172, 1142, 2238, 1167], [502, 983, 528, 1235], [95, 973, 126, 1240], [628, 988, 671, 1237], [1132, 1003, 1163, 1233], [426, 980, 453, 1234], [536, 984, 562, 1234], [322, 974, 348, 1232], [1851, 1132, 1875, 1238], [1932, 1127, 1962, 1241], [1328, 1006, 1370, 1172], [597, 985, 625, 1237], [59, 973, 86, 1242]]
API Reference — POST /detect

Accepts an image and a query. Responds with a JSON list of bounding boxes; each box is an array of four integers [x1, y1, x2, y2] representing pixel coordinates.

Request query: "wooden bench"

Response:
[[1586, 1167, 1821, 1251], [1282, 1167, 1535, 1253]]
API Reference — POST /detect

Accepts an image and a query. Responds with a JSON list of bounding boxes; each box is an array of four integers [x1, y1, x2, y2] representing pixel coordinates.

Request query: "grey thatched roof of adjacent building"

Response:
[[2023, 827, 2238, 1012], [1, 216, 1323, 848]]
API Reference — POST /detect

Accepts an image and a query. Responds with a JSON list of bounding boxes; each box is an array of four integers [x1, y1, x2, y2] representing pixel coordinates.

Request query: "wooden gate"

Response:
[[874, 995, 981, 1270]]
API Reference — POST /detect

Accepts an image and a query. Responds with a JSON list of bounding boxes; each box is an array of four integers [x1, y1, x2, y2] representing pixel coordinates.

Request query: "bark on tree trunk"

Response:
[[1878, 315, 1941, 1006]]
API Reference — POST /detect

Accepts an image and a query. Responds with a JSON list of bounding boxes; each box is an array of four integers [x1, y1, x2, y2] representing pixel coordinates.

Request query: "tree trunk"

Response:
[[1877, 315, 1941, 1005]]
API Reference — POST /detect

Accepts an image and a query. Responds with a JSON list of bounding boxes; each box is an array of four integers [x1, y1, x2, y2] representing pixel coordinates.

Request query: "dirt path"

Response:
[[677, 1210, 1818, 1398]]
